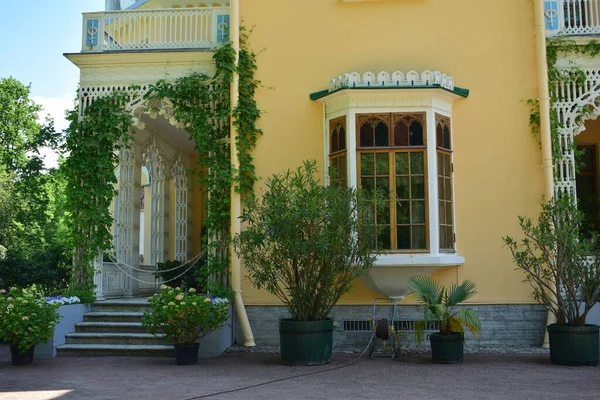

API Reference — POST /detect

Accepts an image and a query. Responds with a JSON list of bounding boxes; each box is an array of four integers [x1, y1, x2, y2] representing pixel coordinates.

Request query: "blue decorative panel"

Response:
[[86, 19, 100, 47], [217, 15, 230, 43], [545, 1, 560, 31]]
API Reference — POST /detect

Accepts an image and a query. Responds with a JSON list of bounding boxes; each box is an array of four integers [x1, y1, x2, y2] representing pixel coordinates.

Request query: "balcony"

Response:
[[81, 7, 230, 53], [547, 0, 600, 36]]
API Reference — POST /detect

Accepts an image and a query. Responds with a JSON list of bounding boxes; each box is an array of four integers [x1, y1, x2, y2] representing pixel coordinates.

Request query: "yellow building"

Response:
[[65, 0, 598, 349]]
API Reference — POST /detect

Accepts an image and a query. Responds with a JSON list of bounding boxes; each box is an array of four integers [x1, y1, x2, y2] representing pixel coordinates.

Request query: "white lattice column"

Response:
[[117, 147, 138, 297], [173, 158, 189, 262], [145, 142, 166, 266], [93, 251, 104, 301]]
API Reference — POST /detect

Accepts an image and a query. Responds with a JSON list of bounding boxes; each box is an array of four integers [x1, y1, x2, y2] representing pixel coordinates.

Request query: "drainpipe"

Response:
[[534, 0, 556, 348], [230, 0, 256, 347]]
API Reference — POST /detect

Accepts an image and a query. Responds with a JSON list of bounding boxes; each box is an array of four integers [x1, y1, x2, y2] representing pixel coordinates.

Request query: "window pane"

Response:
[[445, 177, 452, 200], [377, 203, 390, 225], [412, 226, 426, 249], [396, 177, 409, 199], [361, 177, 375, 191], [395, 153, 408, 175], [361, 153, 374, 176], [444, 154, 451, 176], [378, 226, 391, 250], [446, 202, 453, 224], [438, 178, 445, 201], [412, 201, 425, 224], [394, 122, 409, 146], [397, 200, 409, 224], [339, 155, 347, 180], [411, 176, 425, 199], [360, 124, 374, 147], [376, 177, 390, 195], [410, 152, 424, 175], [409, 120, 424, 146], [436, 124, 444, 148], [397, 226, 410, 250], [439, 202, 446, 225], [439, 226, 448, 249], [375, 153, 389, 175], [339, 126, 346, 151], [443, 126, 451, 150], [331, 131, 338, 153], [375, 121, 389, 146], [437, 152, 443, 175]]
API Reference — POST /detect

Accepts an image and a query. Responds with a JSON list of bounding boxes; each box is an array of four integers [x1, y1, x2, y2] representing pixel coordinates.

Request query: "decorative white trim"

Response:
[[552, 66, 600, 197], [172, 156, 189, 262], [328, 70, 455, 92], [142, 139, 166, 266], [374, 253, 465, 267]]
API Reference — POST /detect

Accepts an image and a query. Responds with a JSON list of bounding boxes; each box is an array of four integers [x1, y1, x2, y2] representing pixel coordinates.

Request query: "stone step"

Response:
[[57, 344, 174, 357], [65, 332, 167, 345], [83, 312, 145, 323], [75, 322, 148, 334], [92, 300, 150, 313]]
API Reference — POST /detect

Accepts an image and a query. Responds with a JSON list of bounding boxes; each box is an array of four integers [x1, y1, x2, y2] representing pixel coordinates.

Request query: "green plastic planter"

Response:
[[429, 332, 464, 364], [279, 319, 333, 365], [547, 324, 599, 366]]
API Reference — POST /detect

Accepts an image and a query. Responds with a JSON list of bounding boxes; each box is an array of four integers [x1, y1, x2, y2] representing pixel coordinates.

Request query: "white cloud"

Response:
[[32, 96, 75, 169]]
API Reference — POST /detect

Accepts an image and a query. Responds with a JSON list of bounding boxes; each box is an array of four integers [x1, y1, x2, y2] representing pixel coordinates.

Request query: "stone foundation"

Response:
[[234, 304, 548, 351]]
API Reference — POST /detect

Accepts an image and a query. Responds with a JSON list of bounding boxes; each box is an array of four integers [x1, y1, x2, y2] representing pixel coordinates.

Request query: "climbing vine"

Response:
[[63, 91, 137, 290], [64, 33, 262, 296], [529, 37, 600, 169]]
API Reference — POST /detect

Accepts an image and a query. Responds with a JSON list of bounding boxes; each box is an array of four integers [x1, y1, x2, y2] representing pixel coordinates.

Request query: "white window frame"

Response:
[[320, 89, 465, 267]]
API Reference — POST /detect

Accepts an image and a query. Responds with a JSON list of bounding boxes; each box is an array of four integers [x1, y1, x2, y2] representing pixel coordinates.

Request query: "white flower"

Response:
[[188, 288, 196, 293], [0, 289, 6, 294], [22, 316, 29, 321], [160, 284, 168, 290], [175, 294, 184, 301]]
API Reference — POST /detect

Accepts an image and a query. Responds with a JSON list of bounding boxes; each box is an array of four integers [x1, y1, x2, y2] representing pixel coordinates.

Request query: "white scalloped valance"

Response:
[[328, 70, 455, 92]]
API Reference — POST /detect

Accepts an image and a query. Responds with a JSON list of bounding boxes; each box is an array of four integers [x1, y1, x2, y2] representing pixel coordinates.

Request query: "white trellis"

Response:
[[553, 67, 600, 197], [172, 156, 189, 262], [142, 139, 167, 266]]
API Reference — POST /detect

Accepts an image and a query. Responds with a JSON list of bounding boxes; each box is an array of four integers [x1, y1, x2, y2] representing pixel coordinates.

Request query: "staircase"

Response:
[[57, 299, 174, 357]]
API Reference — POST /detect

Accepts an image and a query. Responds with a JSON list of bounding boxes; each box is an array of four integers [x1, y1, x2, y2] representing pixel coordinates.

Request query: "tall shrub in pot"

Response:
[[235, 161, 381, 365], [503, 197, 600, 366]]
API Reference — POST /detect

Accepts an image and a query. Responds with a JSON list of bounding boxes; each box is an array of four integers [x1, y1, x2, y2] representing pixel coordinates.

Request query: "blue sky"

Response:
[[1, 0, 105, 165], [1, 0, 105, 122]]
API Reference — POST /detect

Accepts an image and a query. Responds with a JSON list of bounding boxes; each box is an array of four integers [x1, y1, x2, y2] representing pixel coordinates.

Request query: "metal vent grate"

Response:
[[343, 320, 439, 332]]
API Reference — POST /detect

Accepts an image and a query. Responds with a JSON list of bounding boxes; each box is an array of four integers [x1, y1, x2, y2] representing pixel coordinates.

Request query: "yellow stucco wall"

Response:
[[237, 0, 545, 305]]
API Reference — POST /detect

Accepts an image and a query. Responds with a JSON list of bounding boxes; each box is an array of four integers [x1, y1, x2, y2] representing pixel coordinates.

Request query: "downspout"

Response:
[[230, 0, 256, 347], [534, 0, 556, 348]]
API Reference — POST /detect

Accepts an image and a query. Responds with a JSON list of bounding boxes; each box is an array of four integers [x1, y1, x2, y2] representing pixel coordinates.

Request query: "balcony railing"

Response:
[[82, 7, 230, 52], [547, 0, 600, 36]]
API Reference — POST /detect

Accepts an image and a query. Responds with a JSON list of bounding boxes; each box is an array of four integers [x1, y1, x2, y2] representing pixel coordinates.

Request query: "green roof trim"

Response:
[[309, 85, 470, 101]]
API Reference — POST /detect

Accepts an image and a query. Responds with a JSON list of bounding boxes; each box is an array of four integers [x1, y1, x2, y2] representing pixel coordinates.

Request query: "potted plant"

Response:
[[141, 285, 229, 365], [406, 274, 481, 364], [503, 197, 600, 366], [235, 161, 381, 365], [0, 287, 61, 365]]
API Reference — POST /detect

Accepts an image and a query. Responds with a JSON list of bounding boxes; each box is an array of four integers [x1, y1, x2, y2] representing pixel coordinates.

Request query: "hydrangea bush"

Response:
[[0, 288, 61, 352], [141, 285, 229, 345]]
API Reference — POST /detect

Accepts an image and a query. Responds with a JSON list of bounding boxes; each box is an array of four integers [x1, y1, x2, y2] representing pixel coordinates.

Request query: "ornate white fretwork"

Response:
[[172, 157, 189, 262], [328, 70, 455, 93], [143, 139, 166, 266], [553, 67, 600, 197]]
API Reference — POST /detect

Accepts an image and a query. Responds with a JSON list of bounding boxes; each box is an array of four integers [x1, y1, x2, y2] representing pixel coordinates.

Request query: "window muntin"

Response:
[[357, 113, 428, 251], [436, 114, 454, 251], [329, 116, 347, 186]]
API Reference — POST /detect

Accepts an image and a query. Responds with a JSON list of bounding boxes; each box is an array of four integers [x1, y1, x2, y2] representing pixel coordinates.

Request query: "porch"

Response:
[[546, 0, 600, 36], [81, 4, 230, 53]]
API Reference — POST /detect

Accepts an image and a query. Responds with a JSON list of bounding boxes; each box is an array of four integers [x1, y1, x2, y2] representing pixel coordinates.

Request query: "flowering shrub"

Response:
[[45, 295, 81, 305], [0, 287, 61, 352], [141, 285, 229, 345]]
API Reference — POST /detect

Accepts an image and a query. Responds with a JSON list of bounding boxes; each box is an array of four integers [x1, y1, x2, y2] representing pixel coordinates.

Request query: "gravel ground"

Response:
[[1, 344, 598, 400]]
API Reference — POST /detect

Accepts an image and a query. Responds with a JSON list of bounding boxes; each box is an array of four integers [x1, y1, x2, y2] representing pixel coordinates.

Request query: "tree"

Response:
[[0, 77, 68, 291]]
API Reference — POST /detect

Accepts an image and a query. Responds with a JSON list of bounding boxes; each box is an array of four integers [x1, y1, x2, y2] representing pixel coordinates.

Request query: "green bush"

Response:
[[142, 286, 229, 345], [0, 287, 61, 352]]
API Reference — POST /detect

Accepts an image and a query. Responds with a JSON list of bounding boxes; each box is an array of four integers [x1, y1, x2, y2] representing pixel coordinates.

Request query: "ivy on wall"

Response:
[[64, 91, 136, 290], [64, 34, 262, 295]]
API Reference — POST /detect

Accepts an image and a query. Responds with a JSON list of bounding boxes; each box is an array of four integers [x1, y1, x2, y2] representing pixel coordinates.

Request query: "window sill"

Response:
[[362, 253, 465, 297], [374, 253, 465, 267]]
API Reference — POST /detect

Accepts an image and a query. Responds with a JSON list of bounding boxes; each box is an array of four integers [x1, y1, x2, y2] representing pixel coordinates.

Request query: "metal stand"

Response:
[[368, 296, 404, 360]]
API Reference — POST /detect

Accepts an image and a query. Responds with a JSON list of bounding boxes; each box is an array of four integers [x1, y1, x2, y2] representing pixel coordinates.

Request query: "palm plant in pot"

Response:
[[406, 274, 481, 364], [503, 197, 600, 366], [235, 161, 381, 365]]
